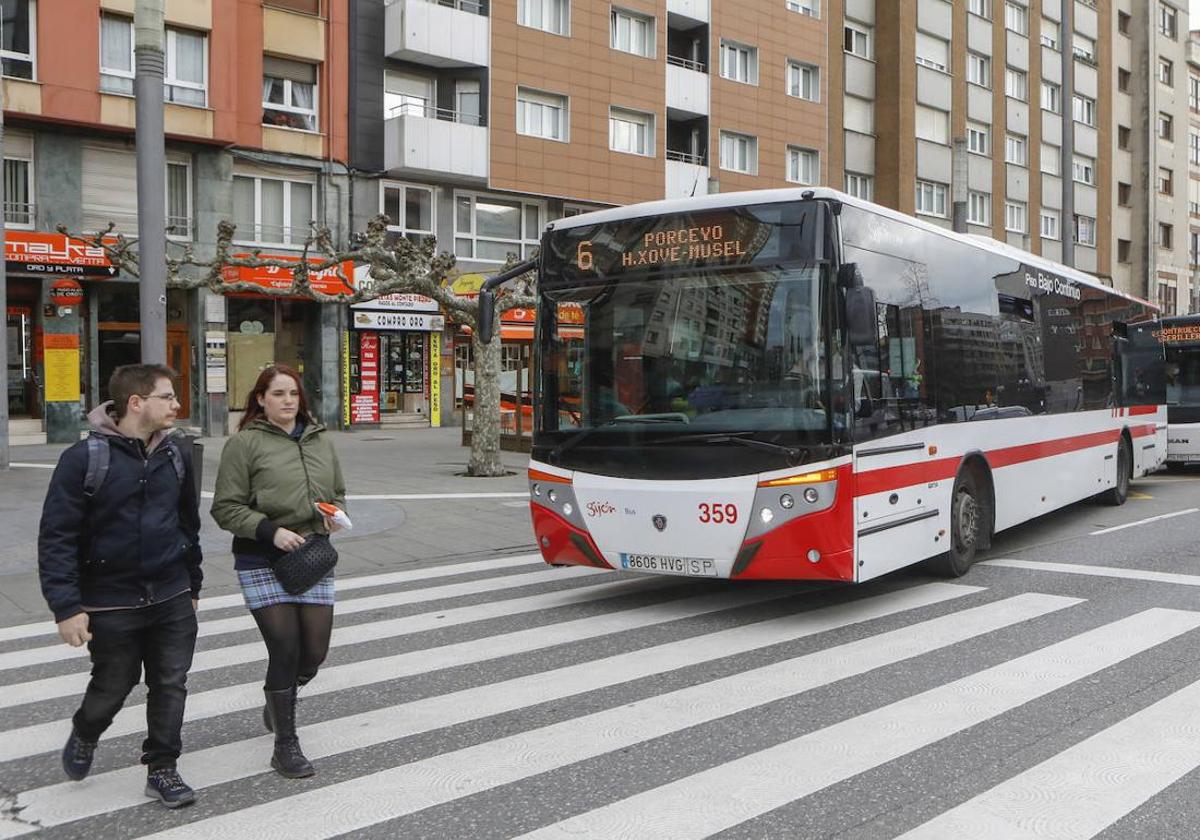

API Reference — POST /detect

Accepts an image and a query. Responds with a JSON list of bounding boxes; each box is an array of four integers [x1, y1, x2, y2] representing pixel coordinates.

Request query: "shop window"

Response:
[[454, 192, 543, 262], [262, 56, 318, 131], [2, 0, 34, 80]]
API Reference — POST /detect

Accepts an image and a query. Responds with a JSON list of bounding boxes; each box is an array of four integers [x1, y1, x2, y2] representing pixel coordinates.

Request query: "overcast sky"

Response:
[[1193, 0, 1199, 26]]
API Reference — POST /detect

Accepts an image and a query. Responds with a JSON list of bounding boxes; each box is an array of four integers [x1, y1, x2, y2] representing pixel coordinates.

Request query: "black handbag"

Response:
[[270, 533, 338, 595]]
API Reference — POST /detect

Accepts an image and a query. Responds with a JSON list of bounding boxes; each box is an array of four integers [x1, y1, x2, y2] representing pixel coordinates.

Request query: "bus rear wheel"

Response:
[[1098, 437, 1131, 506], [930, 470, 984, 578]]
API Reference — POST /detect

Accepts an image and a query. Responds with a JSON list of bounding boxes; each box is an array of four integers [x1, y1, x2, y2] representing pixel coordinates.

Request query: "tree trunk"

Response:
[[467, 328, 507, 476]]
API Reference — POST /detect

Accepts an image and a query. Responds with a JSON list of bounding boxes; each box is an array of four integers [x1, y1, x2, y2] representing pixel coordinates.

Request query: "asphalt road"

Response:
[[2, 470, 1200, 839]]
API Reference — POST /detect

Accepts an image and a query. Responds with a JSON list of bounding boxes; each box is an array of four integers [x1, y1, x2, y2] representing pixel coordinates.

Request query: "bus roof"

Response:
[[548, 186, 1156, 310]]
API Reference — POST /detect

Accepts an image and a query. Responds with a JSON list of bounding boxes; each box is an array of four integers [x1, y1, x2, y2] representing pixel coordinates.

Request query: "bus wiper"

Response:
[[655, 432, 808, 465], [548, 415, 687, 463]]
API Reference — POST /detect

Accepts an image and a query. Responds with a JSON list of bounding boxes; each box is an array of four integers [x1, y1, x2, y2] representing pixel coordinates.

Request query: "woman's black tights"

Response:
[[251, 604, 334, 691]]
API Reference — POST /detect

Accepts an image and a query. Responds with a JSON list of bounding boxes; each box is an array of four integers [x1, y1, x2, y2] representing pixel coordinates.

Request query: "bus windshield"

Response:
[[534, 262, 839, 479]]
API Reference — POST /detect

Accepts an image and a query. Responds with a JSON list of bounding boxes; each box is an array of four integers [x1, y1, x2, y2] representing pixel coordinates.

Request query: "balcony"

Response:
[[666, 56, 708, 117], [667, 0, 708, 24], [385, 0, 489, 68], [384, 104, 488, 182], [666, 152, 709, 199]]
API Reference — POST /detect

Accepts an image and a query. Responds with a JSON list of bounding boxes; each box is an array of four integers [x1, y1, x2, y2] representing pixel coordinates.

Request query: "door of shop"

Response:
[[6, 304, 36, 418], [379, 331, 427, 417], [96, 323, 191, 420]]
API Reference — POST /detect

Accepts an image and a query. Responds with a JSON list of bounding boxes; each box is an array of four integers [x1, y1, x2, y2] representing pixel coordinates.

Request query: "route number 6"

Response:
[[698, 503, 738, 524], [576, 241, 593, 271]]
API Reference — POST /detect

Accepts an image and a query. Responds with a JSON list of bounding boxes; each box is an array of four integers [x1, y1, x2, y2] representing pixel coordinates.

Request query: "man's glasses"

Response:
[[142, 393, 179, 402]]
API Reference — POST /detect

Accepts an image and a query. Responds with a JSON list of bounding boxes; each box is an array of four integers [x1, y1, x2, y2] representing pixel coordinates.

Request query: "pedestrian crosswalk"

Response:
[[3, 554, 1200, 838]]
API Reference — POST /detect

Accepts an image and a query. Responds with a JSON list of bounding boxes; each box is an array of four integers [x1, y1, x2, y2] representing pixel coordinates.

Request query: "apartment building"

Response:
[[3, 0, 350, 443], [1188, 29, 1200, 311], [347, 0, 829, 429]]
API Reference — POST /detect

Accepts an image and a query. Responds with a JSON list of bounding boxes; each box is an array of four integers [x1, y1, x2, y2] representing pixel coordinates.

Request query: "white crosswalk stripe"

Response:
[[5, 555, 1200, 840]]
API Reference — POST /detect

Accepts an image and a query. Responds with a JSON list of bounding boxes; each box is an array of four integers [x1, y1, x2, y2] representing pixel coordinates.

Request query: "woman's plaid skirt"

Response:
[[237, 567, 335, 611]]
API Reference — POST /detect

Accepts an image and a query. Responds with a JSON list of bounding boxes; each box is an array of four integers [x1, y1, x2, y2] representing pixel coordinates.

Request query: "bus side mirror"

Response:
[[1111, 321, 1128, 339], [845, 286, 877, 346], [477, 289, 495, 345]]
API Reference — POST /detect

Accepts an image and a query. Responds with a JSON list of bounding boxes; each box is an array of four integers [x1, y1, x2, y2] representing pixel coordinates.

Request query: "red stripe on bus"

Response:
[[1128, 406, 1159, 416], [856, 425, 1147, 496]]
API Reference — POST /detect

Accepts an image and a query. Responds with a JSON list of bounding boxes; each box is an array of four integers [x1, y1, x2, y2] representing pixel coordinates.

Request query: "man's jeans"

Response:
[[72, 593, 198, 769]]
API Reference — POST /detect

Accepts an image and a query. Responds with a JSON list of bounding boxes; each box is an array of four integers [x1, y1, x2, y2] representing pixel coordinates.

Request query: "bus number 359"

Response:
[[698, 503, 738, 524]]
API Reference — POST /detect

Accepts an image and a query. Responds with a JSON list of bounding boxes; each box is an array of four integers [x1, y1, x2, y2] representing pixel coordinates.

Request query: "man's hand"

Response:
[[57, 613, 92, 647]]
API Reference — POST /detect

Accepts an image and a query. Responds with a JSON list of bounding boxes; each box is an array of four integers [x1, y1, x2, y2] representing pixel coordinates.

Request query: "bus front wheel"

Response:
[[930, 470, 984, 578], [1098, 437, 1132, 506]]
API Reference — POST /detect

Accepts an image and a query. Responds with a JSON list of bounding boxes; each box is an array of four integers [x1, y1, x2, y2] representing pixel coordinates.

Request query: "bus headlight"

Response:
[[779, 494, 794, 509], [563, 503, 573, 516], [532, 483, 542, 497], [760, 507, 774, 524], [548, 489, 558, 503], [803, 488, 820, 504]]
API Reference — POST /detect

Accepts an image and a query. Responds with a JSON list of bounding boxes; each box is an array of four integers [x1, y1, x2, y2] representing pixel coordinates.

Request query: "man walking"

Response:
[[38, 364, 203, 808]]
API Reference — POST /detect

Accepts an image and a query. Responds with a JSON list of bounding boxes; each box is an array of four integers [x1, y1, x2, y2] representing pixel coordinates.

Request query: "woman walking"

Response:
[[211, 365, 346, 779]]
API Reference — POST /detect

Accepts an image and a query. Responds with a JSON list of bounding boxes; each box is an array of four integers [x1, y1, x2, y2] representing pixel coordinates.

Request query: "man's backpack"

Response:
[[82, 434, 186, 497]]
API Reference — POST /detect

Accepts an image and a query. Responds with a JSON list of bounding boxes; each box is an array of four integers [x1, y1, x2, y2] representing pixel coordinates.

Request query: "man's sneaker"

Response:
[[144, 768, 196, 809], [61, 728, 97, 781]]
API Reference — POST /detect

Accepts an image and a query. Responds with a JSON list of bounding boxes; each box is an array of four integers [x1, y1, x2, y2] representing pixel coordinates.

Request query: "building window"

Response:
[[1118, 239, 1131, 263], [844, 21, 871, 59], [1159, 58, 1174, 86], [1158, 222, 1174, 249], [1159, 283, 1178, 315], [967, 52, 990, 87], [1005, 200, 1027, 233], [1192, 232, 1200, 265], [967, 191, 990, 225], [719, 130, 757, 174], [1040, 143, 1060, 175], [787, 60, 819, 101], [1073, 155, 1096, 186], [844, 172, 872, 200], [1006, 67, 1027, 101], [719, 40, 758, 84], [1074, 216, 1097, 246], [1118, 125, 1131, 150], [1191, 75, 1200, 110], [1040, 18, 1059, 49], [1118, 182, 1132, 207], [785, 0, 820, 18], [1040, 210, 1059, 241], [968, 0, 990, 18], [843, 95, 873, 133], [4, 156, 32, 227], [262, 57, 318, 131], [1072, 33, 1095, 64], [519, 0, 569, 36], [384, 70, 433, 118], [381, 182, 435, 244], [1005, 133, 1027, 166], [915, 32, 949, 72], [164, 28, 207, 106], [915, 105, 949, 144], [609, 107, 653, 156], [786, 146, 819, 184], [1118, 68, 1131, 92], [1158, 111, 1174, 140], [1041, 81, 1060, 113], [454, 192, 543, 262], [101, 15, 207, 106], [967, 122, 990, 155], [1191, 180, 1200, 215], [914, 180, 948, 217], [1191, 132, 1200, 165], [165, 160, 190, 238], [1158, 167, 1173, 195], [611, 8, 653, 57], [517, 88, 568, 141], [232, 174, 315, 246], [1004, 2, 1027, 36], [2, 0, 33, 80], [1159, 3, 1177, 39], [1072, 94, 1096, 126]]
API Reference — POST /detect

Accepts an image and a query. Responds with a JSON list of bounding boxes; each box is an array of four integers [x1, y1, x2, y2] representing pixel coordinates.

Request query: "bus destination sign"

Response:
[[1153, 324, 1200, 343], [608, 225, 748, 270]]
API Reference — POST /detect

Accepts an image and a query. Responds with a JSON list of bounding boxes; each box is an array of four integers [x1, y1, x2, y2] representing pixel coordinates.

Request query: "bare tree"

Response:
[[62, 216, 537, 477]]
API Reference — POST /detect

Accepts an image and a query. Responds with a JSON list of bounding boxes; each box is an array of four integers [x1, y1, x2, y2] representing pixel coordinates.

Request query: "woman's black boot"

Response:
[[264, 687, 315, 778]]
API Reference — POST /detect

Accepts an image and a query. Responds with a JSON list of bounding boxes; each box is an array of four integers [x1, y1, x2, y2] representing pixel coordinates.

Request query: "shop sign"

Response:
[[351, 291, 439, 312], [351, 332, 380, 424], [43, 333, 80, 403], [352, 311, 445, 331], [49, 279, 84, 306], [6, 232, 117, 278], [430, 332, 441, 428], [222, 256, 355, 297], [450, 273, 485, 296]]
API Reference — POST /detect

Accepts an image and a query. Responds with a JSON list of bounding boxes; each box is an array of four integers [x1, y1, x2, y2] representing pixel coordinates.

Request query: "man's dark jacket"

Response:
[[38, 403, 203, 622]]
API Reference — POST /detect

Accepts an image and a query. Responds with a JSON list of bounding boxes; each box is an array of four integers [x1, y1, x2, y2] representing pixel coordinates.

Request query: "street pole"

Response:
[[135, 0, 167, 362], [0, 71, 9, 471]]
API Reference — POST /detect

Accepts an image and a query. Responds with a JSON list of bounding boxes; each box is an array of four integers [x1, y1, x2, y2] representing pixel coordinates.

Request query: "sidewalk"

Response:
[[0, 427, 536, 625]]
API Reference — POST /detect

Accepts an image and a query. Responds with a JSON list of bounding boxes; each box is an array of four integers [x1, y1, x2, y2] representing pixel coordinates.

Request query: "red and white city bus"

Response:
[[514, 189, 1165, 581]]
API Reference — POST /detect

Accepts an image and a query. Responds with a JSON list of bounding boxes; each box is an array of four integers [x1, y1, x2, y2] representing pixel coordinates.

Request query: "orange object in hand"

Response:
[[315, 502, 353, 530]]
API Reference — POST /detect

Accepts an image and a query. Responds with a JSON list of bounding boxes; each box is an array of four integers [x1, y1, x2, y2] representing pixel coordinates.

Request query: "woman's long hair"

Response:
[[238, 364, 314, 431]]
